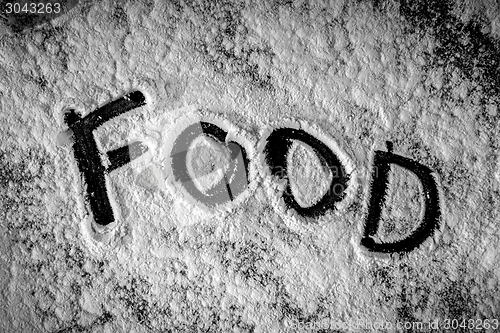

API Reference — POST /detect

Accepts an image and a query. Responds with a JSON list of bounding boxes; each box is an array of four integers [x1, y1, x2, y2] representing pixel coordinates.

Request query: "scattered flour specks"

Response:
[[0, 0, 499, 332]]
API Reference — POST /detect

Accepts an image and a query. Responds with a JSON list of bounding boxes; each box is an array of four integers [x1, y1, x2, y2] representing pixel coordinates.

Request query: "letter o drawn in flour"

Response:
[[169, 121, 250, 208]]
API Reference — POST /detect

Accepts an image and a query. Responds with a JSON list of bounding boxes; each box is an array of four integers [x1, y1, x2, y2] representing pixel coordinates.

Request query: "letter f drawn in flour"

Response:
[[64, 91, 148, 227]]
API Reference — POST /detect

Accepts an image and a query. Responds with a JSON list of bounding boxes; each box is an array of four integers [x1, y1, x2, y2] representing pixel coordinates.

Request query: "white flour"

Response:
[[0, 0, 499, 332]]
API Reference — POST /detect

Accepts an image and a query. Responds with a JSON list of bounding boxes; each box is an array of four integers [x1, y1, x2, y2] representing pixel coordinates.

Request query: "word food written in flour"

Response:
[[63, 91, 440, 254]]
